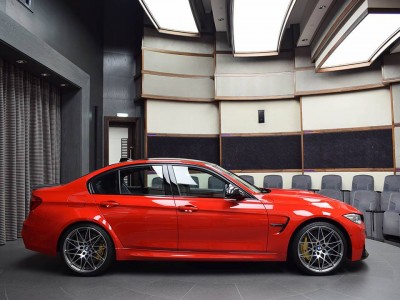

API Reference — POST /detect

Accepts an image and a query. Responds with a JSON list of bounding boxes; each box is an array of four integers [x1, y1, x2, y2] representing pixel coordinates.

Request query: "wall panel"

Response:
[[222, 135, 302, 171], [143, 50, 214, 76], [147, 100, 219, 134], [215, 73, 294, 99], [303, 129, 393, 169], [142, 74, 214, 100], [383, 53, 400, 83], [302, 89, 392, 131], [296, 65, 383, 95], [220, 100, 300, 134]]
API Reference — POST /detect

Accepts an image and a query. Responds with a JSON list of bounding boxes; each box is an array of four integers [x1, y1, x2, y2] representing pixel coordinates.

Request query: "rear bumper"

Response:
[[22, 220, 58, 256]]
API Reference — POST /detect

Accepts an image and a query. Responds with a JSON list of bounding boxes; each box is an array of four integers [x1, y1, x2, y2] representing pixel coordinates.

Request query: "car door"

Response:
[[169, 165, 269, 252], [90, 164, 178, 250]]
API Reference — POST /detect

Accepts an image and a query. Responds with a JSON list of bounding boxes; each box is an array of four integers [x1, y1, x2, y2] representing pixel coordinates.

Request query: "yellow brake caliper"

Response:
[[301, 236, 311, 261]]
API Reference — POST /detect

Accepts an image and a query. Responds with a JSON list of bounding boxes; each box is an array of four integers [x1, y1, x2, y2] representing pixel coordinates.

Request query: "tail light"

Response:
[[30, 195, 42, 212]]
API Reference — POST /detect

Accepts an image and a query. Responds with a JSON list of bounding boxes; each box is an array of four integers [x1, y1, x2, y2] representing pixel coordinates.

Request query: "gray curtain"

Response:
[[0, 58, 61, 245]]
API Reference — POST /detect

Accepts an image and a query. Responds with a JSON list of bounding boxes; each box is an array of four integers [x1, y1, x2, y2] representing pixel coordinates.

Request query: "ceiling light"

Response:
[[16, 60, 27, 64], [319, 5, 326, 9], [40, 73, 51, 77], [139, 0, 199, 36], [117, 113, 129, 118], [60, 83, 69, 87], [231, 0, 297, 56], [316, 0, 400, 72]]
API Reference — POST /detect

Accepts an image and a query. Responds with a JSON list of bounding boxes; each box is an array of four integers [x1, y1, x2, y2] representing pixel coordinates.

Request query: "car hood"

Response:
[[255, 188, 360, 214]]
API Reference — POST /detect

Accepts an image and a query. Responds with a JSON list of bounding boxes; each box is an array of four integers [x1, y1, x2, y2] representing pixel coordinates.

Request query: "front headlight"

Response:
[[343, 213, 363, 225]]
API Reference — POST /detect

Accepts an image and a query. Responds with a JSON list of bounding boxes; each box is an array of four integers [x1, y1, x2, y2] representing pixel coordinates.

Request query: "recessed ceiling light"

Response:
[[60, 83, 69, 87], [316, 0, 400, 72], [302, 38, 308, 42], [139, 0, 199, 36], [231, 0, 297, 56], [319, 5, 326, 9], [40, 73, 51, 77], [16, 60, 27, 64], [218, 18, 225, 21]]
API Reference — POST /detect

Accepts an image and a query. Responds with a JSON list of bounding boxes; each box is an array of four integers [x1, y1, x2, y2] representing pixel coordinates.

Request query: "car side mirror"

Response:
[[225, 184, 246, 201]]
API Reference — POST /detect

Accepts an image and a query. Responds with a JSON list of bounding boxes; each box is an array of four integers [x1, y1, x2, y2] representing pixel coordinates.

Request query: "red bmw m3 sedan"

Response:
[[22, 158, 367, 276]]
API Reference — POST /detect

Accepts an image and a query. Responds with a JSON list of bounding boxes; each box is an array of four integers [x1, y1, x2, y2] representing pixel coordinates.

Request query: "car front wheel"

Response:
[[291, 222, 347, 275], [60, 223, 114, 276]]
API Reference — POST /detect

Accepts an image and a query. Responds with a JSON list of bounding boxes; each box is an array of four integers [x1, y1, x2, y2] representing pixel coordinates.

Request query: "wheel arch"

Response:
[[287, 217, 352, 261]]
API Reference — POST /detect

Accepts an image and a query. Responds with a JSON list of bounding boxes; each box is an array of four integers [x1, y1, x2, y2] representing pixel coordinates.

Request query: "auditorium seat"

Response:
[[380, 175, 400, 211], [351, 190, 379, 238], [383, 193, 400, 238], [239, 175, 254, 185], [318, 175, 343, 201], [263, 175, 283, 189], [291, 175, 311, 190]]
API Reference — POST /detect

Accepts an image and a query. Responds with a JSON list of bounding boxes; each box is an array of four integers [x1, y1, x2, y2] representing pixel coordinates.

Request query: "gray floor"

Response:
[[0, 239, 400, 300]]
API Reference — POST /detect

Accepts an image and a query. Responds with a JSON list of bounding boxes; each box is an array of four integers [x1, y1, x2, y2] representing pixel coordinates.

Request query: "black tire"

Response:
[[291, 222, 347, 275], [60, 223, 114, 276]]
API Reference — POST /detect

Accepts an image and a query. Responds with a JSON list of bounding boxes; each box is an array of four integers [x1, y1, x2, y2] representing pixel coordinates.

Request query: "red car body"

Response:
[[22, 158, 366, 275]]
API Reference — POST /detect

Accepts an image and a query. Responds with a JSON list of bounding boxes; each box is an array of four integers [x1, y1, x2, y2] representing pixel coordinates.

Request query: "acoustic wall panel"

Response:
[[296, 65, 383, 95], [215, 73, 294, 99], [302, 89, 392, 131], [142, 74, 214, 100], [304, 129, 393, 169], [392, 83, 400, 124], [216, 52, 293, 74], [222, 135, 302, 170], [147, 136, 219, 164], [147, 100, 219, 134], [143, 28, 214, 54], [220, 100, 300, 134], [143, 50, 214, 76]]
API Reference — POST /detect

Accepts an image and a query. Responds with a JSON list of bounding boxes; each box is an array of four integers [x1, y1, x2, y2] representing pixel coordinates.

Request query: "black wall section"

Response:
[[304, 129, 393, 169], [221, 135, 302, 170], [147, 136, 220, 164]]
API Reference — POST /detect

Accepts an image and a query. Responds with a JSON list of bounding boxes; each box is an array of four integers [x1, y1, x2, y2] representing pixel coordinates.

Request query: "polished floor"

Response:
[[0, 239, 400, 300]]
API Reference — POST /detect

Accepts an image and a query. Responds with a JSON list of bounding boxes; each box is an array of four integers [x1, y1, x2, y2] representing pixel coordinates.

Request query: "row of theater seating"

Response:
[[239, 174, 400, 240]]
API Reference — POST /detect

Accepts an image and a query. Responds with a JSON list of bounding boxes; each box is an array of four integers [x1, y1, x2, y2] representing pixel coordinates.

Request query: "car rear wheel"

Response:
[[60, 223, 114, 276], [291, 222, 347, 275]]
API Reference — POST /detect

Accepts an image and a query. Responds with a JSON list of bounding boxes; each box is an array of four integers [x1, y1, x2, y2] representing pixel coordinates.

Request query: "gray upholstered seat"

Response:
[[239, 175, 254, 185], [383, 192, 400, 237], [151, 177, 163, 188], [380, 175, 400, 211], [318, 175, 343, 201], [352, 175, 374, 191], [291, 175, 311, 190], [263, 175, 283, 189], [350, 190, 379, 237], [208, 176, 225, 190]]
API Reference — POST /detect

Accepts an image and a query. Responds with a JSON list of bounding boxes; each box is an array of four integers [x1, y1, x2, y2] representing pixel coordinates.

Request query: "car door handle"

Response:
[[178, 205, 198, 213], [100, 201, 120, 208]]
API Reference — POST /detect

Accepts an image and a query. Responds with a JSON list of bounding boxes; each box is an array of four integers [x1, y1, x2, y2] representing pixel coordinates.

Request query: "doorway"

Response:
[[104, 117, 139, 166]]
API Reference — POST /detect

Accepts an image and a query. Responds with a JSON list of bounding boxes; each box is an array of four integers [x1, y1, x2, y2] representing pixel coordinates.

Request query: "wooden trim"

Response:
[[221, 132, 302, 137], [391, 84, 396, 174], [303, 125, 392, 135], [214, 72, 293, 77], [231, 169, 303, 173], [294, 66, 315, 71], [382, 78, 400, 84], [215, 95, 295, 101], [142, 70, 213, 79], [295, 83, 386, 97], [142, 94, 215, 103], [316, 61, 371, 73], [218, 101, 222, 166], [147, 133, 220, 138], [303, 168, 394, 172], [142, 47, 214, 57], [157, 28, 200, 38], [144, 100, 148, 158], [300, 97, 304, 174], [233, 51, 279, 57]]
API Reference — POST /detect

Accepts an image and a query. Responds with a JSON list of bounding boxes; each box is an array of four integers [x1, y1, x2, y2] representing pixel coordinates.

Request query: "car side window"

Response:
[[91, 171, 119, 195], [119, 165, 167, 196], [91, 165, 168, 196], [172, 166, 228, 198]]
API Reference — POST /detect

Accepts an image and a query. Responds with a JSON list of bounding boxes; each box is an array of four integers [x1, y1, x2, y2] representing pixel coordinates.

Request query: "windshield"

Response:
[[209, 163, 262, 193]]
